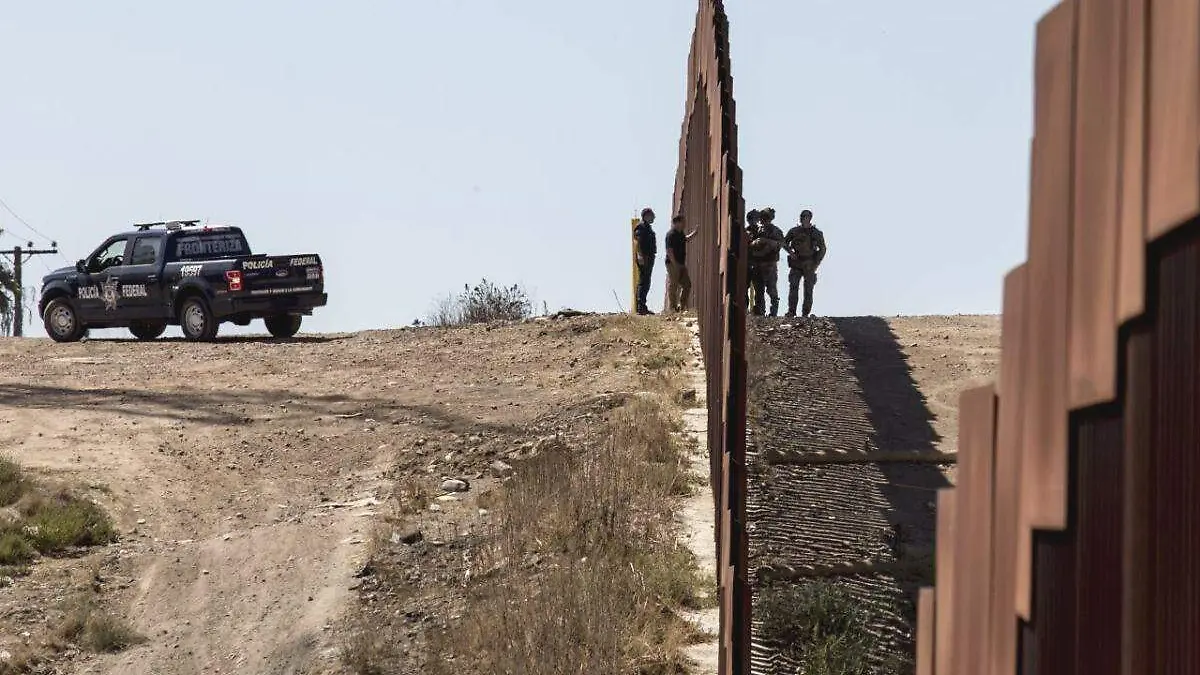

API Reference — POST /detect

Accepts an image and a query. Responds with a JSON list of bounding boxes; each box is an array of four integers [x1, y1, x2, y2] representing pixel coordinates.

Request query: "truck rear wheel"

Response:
[[264, 314, 302, 339], [129, 320, 168, 341], [179, 297, 219, 342], [43, 298, 86, 343]]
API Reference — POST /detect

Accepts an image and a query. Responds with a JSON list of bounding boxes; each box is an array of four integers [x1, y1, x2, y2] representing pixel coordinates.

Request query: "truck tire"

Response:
[[43, 298, 86, 343], [264, 314, 302, 339], [179, 297, 219, 342], [129, 320, 168, 341]]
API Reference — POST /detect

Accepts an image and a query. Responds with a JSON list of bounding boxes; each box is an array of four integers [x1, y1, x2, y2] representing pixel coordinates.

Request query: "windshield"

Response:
[[167, 230, 251, 262]]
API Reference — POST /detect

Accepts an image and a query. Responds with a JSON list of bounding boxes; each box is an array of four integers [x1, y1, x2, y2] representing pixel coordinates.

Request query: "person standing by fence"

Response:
[[745, 209, 761, 311], [665, 214, 697, 312], [749, 207, 785, 316], [784, 209, 828, 318], [633, 207, 657, 315]]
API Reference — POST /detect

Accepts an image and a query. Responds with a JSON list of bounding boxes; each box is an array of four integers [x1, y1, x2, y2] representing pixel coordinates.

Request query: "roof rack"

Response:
[[134, 219, 202, 231]]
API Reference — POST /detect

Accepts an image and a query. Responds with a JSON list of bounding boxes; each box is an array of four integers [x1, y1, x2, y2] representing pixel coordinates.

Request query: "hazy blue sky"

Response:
[[0, 0, 1057, 338]]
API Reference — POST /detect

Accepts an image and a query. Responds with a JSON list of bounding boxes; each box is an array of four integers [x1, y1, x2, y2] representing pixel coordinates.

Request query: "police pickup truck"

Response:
[[38, 220, 327, 342]]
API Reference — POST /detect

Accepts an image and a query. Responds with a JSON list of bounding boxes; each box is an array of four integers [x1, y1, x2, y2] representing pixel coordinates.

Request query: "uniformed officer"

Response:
[[664, 214, 698, 312], [632, 208, 657, 315], [744, 209, 761, 311], [783, 209, 827, 318], [748, 207, 785, 316]]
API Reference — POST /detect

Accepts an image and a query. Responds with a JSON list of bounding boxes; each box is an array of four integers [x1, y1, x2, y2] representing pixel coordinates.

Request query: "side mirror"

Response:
[[75, 260, 86, 274]]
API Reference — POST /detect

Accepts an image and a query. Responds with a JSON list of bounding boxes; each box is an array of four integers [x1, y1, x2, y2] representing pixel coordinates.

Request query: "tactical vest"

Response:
[[790, 226, 820, 259]]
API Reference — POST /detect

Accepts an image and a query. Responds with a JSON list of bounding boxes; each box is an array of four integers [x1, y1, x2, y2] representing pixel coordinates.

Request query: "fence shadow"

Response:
[[830, 316, 951, 583]]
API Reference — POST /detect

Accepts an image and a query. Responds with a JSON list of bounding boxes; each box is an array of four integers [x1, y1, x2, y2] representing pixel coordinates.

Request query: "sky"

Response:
[[0, 0, 1058, 338]]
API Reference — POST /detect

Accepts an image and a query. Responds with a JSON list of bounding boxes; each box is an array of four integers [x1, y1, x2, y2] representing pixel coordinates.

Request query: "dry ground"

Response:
[[745, 314, 1000, 673], [0, 314, 698, 675]]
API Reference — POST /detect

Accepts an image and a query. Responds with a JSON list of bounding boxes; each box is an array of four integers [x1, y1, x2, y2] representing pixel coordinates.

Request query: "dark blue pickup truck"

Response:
[[38, 220, 328, 342]]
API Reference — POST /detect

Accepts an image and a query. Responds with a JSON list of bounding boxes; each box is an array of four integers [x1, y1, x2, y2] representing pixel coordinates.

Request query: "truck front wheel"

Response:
[[43, 298, 86, 343], [129, 320, 168, 341], [179, 297, 219, 342], [264, 314, 302, 339]]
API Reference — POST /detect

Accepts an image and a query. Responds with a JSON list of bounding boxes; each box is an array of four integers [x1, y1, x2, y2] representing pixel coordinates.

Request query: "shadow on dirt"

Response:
[[0, 383, 527, 437], [81, 335, 351, 344], [830, 316, 950, 562]]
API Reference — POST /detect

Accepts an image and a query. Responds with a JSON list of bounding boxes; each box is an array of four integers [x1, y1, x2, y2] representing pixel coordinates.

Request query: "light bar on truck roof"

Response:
[[134, 219, 202, 231]]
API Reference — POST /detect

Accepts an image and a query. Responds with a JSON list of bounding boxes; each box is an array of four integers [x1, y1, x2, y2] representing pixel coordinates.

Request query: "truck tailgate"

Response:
[[237, 254, 323, 295]]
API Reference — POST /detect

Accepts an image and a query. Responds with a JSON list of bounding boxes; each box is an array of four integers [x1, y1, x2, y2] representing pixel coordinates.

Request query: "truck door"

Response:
[[116, 235, 166, 318], [75, 236, 132, 322]]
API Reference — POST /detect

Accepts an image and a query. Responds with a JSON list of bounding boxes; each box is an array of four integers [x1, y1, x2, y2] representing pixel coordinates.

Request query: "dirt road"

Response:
[[0, 315, 686, 674]]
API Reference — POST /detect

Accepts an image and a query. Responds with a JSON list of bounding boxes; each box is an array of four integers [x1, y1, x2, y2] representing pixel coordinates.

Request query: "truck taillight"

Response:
[[225, 270, 244, 291]]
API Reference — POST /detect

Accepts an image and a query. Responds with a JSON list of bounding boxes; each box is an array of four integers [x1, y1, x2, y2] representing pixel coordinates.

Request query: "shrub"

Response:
[[426, 279, 532, 326], [20, 491, 117, 552], [759, 581, 886, 675], [0, 455, 25, 506]]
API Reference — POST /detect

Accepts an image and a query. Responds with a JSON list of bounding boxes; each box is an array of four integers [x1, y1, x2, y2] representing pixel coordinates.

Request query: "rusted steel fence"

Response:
[[917, 0, 1200, 673], [671, 1, 751, 673]]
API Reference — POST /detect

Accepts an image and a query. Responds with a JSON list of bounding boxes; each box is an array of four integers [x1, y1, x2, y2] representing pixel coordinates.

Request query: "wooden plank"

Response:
[[1020, 0, 1076, 539], [951, 385, 999, 674], [934, 488, 957, 675], [1116, 0, 1147, 323], [1145, 0, 1200, 239], [1069, 0, 1124, 409], [917, 587, 937, 675], [991, 264, 1029, 674]]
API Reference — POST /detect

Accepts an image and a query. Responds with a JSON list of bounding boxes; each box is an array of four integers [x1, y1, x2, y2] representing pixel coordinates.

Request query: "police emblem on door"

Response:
[[101, 277, 120, 311]]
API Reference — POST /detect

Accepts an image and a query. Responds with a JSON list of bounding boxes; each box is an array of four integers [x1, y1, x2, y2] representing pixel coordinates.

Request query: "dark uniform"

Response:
[[664, 226, 692, 312], [744, 209, 761, 311], [633, 215, 657, 315], [783, 218, 827, 317], [749, 208, 785, 316]]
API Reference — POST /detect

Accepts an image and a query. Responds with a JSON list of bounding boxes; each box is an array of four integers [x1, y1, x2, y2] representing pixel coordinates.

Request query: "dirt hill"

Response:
[[0, 313, 998, 674]]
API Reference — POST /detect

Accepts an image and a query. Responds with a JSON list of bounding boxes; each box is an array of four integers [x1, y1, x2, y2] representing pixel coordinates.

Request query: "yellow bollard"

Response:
[[630, 216, 640, 314]]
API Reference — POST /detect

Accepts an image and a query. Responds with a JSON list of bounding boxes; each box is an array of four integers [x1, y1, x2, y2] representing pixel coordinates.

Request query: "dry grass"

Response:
[[0, 460, 117, 566], [0, 456, 25, 507], [427, 396, 705, 675], [759, 581, 908, 675], [55, 596, 146, 653], [343, 316, 706, 674]]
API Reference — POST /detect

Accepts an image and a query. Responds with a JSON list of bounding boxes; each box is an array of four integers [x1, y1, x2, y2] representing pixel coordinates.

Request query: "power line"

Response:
[[0, 196, 56, 247]]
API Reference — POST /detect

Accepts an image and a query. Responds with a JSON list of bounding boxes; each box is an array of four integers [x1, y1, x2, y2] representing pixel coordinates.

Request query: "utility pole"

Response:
[[2, 244, 59, 337]]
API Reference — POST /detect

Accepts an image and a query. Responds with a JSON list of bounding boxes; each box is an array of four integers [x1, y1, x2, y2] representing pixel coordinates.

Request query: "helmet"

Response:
[[760, 207, 776, 220], [746, 209, 761, 222]]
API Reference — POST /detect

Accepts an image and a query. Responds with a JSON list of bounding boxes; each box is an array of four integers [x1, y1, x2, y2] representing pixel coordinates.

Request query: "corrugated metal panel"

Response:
[[1019, 1, 1078, 623], [917, 587, 936, 675], [952, 386, 998, 672], [1073, 413, 1124, 675], [991, 264, 1028, 675], [935, 488, 958, 675], [1121, 328, 1153, 675], [1068, 0, 1123, 408], [1149, 233, 1200, 672], [1144, 0, 1200, 239], [1116, 0, 1147, 324], [1025, 529, 1078, 675], [1021, 0, 1076, 539]]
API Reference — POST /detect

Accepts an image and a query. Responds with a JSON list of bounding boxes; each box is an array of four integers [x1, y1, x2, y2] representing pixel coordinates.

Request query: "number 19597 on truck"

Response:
[[38, 220, 328, 343]]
